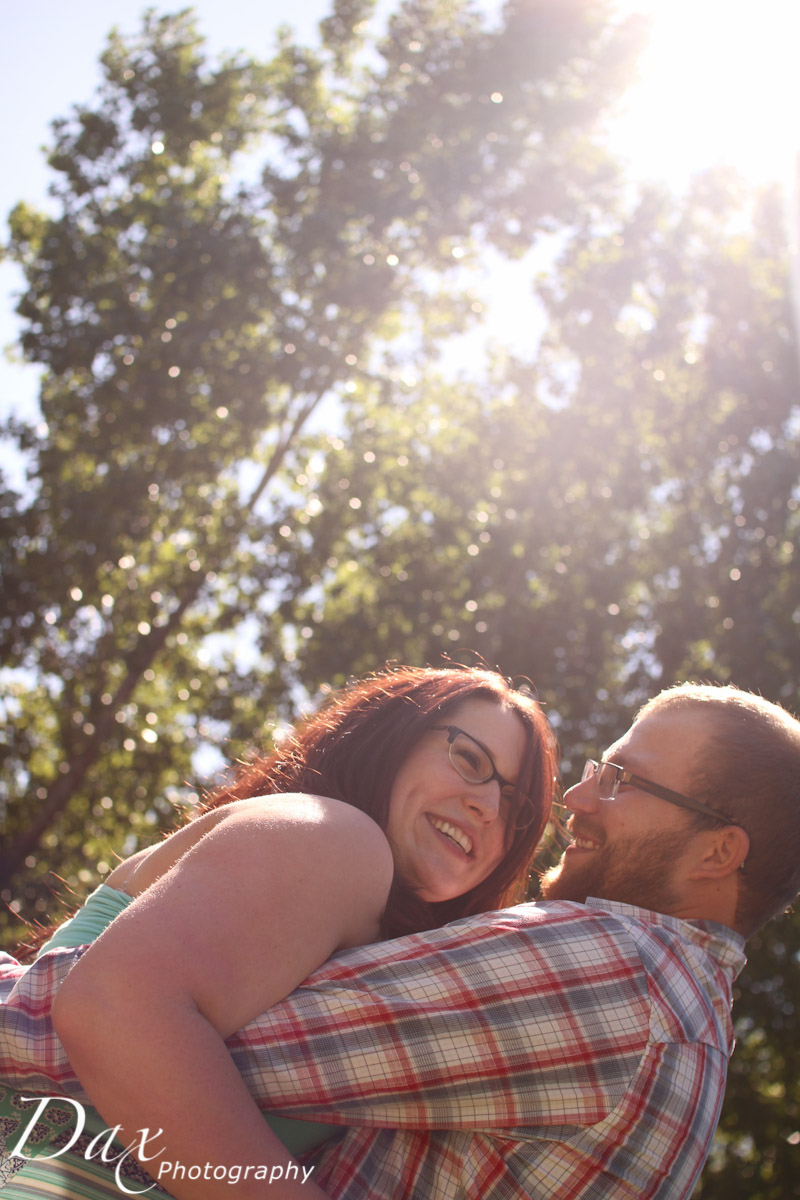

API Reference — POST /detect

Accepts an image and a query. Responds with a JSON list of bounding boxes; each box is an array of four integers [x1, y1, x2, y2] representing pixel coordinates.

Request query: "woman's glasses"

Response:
[[432, 725, 538, 831]]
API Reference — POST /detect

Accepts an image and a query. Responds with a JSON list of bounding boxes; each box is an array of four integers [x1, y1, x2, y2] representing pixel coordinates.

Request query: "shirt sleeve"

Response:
[[1, 907, 650, 1130], [0, 948, 92, 1097], [225, 905, 650, 1130]]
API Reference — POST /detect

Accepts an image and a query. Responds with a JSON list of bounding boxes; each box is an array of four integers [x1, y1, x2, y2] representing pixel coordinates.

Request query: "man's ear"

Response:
[[688, 825, 750, 881]]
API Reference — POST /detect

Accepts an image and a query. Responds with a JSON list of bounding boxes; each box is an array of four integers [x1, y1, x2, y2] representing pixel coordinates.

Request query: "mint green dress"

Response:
[[0, 885, 340, 1195]]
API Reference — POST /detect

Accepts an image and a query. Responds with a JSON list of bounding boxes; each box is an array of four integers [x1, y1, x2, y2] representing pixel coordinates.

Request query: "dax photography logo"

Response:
[[7, 1096, 316, 1195]]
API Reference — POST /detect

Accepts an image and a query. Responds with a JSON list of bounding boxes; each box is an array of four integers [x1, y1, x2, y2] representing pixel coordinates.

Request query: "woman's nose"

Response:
[[464, 779, 502, 823]]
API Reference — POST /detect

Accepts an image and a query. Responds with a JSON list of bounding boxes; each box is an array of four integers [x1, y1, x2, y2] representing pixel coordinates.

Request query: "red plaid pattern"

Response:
[[1, 900, 745, 1199]]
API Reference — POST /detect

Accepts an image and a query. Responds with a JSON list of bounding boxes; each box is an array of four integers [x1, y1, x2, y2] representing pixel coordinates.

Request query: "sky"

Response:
[[2, 0, 798, 444]]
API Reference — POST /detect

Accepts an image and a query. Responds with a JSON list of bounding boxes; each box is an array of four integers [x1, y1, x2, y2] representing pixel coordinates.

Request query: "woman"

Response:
[[1, 664, 557, 1199]]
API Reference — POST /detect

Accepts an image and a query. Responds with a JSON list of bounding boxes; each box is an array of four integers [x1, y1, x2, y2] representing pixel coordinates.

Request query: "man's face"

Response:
[[540, 706, 713, 914]]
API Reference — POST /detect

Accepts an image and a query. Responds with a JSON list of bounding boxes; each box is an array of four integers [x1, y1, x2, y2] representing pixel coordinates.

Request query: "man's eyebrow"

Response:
[[605, 752, 632, 771], [615, 756, 652, 778]]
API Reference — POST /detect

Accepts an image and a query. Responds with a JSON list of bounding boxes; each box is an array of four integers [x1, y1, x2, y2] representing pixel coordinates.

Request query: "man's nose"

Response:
[[562, 776, 601, 814]]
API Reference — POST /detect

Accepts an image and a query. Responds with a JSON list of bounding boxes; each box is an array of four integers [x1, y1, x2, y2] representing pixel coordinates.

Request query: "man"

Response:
[[2, 683, 799, 1198]]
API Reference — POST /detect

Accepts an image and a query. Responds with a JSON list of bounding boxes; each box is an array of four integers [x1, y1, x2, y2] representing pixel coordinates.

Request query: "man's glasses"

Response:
[[432, 725, 537, 830], [581, 759, 737, 826]]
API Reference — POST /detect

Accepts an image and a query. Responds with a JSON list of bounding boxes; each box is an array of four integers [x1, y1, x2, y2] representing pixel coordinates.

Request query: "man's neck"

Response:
[[660, 880, 740, 932]]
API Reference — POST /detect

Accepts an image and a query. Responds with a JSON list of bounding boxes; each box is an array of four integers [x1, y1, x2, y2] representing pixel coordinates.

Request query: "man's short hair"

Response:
[[637, 684, 800, 936]]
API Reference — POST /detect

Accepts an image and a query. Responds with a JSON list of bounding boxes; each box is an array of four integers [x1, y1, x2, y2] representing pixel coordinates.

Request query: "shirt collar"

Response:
[[584, 896, 747, 975]]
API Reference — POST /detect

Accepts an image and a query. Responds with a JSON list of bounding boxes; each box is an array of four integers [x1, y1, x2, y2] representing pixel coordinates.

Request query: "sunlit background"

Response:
[[3, 15, 799, 1186], [3, 0, 799, 441]]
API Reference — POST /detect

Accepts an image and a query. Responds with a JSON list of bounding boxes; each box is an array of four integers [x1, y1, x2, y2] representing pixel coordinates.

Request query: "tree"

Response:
[[0, 0, 646, 928]]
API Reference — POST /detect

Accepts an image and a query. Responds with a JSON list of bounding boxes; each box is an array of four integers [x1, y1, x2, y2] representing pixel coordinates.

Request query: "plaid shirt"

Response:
[[1, 898, 745, 1199]]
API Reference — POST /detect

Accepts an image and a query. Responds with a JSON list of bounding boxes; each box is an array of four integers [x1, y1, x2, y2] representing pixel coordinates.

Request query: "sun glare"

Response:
[[470, 2, 800, 367], [614, 0, 800, 186]]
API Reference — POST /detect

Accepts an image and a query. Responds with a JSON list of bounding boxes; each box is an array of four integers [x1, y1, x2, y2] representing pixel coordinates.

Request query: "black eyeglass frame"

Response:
[[432, 724, 537, 830], [582, 758, 742, 830]]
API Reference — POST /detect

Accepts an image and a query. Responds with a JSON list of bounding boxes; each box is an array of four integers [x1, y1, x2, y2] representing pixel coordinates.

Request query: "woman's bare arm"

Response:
[[52, 794, 394, 1200]]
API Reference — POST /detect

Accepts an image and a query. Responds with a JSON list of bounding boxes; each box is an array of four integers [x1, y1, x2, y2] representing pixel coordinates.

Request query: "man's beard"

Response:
[[539, 826, 690, 915]]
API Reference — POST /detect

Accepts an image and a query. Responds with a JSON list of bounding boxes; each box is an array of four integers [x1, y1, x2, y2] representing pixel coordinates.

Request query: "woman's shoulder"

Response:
[[110, 793, 391, 898], [228, 791, 383, 830], [216, 793, 393, 869]]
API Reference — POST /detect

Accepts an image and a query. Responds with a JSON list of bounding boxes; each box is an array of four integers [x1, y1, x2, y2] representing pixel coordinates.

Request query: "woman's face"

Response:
[[386, 697, 529, 903]]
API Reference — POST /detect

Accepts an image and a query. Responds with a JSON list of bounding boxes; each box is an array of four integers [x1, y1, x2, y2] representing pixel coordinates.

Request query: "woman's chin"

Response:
[[413, 874, 477, 905]]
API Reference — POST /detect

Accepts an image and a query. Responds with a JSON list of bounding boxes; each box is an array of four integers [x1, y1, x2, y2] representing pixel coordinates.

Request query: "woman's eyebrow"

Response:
[[459, 727, 492, 753]]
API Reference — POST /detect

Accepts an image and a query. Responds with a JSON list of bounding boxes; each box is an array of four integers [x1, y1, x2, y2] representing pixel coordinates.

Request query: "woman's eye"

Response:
[[454, 747, 482, 773]]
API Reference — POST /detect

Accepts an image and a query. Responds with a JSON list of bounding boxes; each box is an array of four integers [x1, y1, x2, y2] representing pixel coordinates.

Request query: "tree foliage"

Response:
[[1, 0, 644, 903]]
